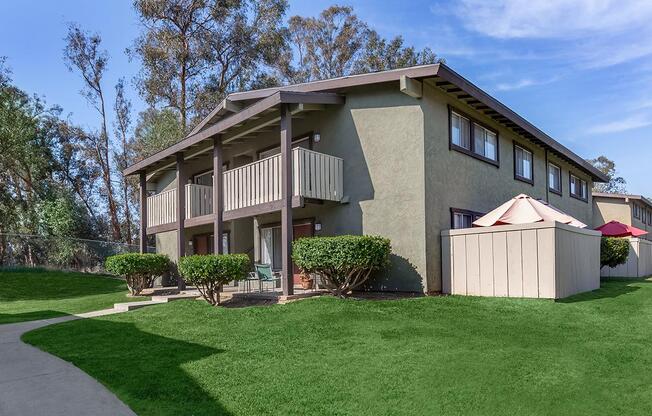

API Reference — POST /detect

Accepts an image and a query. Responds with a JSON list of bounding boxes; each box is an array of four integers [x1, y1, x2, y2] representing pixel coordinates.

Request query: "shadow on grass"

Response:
[[0, 272, 128, 302], [0, 310, 70, 325], [24, 318, 230, 416], [558, 279, 651, 303]]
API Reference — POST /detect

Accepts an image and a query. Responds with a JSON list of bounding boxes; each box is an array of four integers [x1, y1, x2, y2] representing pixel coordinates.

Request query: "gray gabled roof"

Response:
[[125, 63, 608, 182]]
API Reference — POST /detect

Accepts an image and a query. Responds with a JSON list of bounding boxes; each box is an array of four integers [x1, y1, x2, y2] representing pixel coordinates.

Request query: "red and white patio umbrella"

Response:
[[595, 220, 648, 237], [472, 193, 587, 228]]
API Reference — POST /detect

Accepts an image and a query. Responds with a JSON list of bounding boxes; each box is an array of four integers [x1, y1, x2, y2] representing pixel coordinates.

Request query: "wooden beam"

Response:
[[139, 172, 147, 253], [400, 75, 423, 98], [280, 104, 293, 296], [213, 136, 224, 254], [176, 153, 186, 290]]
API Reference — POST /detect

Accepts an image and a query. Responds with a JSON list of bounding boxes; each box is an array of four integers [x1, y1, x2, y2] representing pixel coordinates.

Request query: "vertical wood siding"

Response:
[[441, 222, 601, 299], [147, 148, 344, 227], [601, 238, 652, 278]]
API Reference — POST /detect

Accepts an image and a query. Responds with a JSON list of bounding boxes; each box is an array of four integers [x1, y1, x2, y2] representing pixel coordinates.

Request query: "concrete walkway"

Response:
[[0, 310, 137, 416]]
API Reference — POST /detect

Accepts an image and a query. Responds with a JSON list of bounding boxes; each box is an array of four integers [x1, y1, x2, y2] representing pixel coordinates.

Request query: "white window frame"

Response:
[[548, 163, 561, 194], [473, 124, 498, 161], [451, 111, 471, 150], [514, 144, 533, 183], [570, 174, 588, 202]]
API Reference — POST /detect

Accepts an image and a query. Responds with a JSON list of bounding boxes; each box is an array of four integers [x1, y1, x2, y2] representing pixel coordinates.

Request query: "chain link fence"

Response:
[[0, 233, 155, 273]]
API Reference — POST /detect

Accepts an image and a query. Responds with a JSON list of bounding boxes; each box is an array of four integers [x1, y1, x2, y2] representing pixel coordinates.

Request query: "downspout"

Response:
[[544, 148, 550, 203]]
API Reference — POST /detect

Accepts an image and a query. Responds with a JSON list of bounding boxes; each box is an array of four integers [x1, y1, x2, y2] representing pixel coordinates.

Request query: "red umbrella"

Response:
[[595, 220, 648, 237]]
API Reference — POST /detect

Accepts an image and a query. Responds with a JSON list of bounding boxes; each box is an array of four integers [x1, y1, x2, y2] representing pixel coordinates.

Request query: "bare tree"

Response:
[[64, 24, 122, 241], [114, 79, 134, 244]]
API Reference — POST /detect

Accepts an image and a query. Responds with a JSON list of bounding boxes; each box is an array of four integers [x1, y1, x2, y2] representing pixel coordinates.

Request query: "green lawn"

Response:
[[23, 279, 652, 416], [0, 269, 144, 324]]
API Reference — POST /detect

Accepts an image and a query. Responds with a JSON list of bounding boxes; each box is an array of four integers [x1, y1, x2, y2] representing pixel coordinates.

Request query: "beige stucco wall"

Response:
[[592, 197, 652, 240], [421, 82, 593, 292], [442, 221, 601, 299], [593, 197, 632, 227]]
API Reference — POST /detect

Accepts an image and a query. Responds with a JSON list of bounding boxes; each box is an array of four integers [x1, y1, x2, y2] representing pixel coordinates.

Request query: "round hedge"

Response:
[[105, 253, 170, 295], [178, 254, 250, 305], [292, 235, 391, 297], [600, 237, 630, 269]]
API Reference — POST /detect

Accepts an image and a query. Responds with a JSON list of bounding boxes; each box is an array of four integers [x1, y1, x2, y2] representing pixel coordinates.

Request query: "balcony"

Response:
[[147, 148, 344, 228]]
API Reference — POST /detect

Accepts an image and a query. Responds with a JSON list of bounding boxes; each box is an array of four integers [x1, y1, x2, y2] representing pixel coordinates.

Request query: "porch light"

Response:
[[314, 132, 321, 143], [315, 222, 322, 232]]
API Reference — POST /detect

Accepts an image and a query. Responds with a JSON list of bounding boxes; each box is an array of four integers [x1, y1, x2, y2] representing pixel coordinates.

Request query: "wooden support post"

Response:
[[213, 136, 224, 254], [139, 171, 147, 253], [280, 104, 294, 296], [176, 153, 186, 290]]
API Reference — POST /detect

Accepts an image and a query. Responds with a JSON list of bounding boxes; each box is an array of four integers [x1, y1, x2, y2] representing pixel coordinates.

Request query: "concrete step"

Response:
[[151, 293, 201, 302], [113, 300, 167, 312]]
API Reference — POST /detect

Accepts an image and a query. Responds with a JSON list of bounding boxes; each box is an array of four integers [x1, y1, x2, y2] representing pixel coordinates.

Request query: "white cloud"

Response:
[[452, 0, 652, 39], [494, 76, 559, 91], [586, 114, 652, 135]]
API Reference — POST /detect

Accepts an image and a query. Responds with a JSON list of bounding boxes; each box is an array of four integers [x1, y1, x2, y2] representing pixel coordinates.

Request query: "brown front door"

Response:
[[194, 234, 210, 255], [292, 223, 314, 283]]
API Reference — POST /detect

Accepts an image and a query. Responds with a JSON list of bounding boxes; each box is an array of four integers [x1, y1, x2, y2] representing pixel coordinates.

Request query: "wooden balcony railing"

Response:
[[147, 148, 344, 227]]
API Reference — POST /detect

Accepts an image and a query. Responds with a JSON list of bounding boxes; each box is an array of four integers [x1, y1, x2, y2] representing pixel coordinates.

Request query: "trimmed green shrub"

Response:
[[600, 237, 630, 269], [178, 254, 250, 305], [292, 235, 391, 297], [105, 253, 170, 295]]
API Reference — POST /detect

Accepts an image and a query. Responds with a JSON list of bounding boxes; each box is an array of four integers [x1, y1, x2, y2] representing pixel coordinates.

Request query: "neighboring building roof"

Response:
[[593, 192, 652, 209], [125, 63, 609, 182]]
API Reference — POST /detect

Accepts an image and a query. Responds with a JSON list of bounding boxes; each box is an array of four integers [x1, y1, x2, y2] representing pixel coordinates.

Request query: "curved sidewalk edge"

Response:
[[0, 311, 137, 416]]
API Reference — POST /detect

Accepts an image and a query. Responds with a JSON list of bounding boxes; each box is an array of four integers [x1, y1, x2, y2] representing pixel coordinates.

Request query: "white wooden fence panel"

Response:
[[147, 188, 177, 227], [148, 148, 344, 222], [441, 222, 601, 299], [601, 238, 652, 278]]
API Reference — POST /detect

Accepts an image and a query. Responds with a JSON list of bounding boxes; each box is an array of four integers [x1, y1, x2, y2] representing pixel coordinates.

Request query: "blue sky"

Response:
[[2, 0, 650, 195]]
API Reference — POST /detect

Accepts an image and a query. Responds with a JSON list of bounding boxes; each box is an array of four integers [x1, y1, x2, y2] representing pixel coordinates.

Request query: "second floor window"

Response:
[[474, 124, 498, 161], [451, 111, 471, 149], [548, 163, 561, 194], [570, 174, 588, 201], [514, 144, 533, 183], [450, 109, 499, 164]]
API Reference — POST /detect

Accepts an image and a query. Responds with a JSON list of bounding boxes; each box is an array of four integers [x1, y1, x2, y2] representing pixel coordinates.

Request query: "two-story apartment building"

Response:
[[593, 192, 652, 240], [123, 64, 607, 295]]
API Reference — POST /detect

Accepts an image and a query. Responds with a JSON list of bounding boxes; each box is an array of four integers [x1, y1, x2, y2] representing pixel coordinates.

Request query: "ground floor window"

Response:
[[450, 208, 484, 229], [260, 221, 314, 272]]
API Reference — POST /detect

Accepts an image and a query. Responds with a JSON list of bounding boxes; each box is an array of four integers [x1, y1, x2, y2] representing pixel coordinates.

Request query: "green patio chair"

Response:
[[252, 263, 282, 292]]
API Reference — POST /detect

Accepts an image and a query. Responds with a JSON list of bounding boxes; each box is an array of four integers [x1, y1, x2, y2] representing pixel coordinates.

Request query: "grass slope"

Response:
[[24, 279, 652, 416], [0, 269, 143, 324]]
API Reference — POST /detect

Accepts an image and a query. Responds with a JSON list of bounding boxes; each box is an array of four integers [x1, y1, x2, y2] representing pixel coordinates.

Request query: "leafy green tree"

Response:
[[353, 31, 441, 74], [132, 108, 185, 160], [131, 0, 287, 131], [277, 6, 441, 84], [587, 155, 627, 194], [278, 6, 367, 84]]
